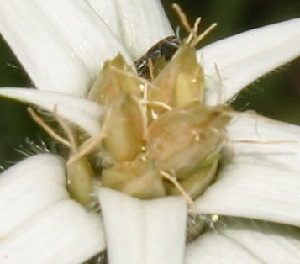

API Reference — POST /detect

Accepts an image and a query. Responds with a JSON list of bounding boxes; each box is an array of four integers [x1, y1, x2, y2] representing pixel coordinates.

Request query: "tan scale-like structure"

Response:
[[29, 4, 232, 211]]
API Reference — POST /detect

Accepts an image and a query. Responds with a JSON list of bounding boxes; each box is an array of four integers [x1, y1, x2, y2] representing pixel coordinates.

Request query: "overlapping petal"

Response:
[[0, 200, 104, 264], [186, 218, 300, 263], [98, 188, 187, 264], [0, 88, 103, 136], [196, 113, 300, 227], [86, 0, 121, 38], [198, 18, 300, 105], [87, 0, 173, 58], [0, 0, 131, 96], [0, 154, 104, 263], [0, 155, 66, 236]]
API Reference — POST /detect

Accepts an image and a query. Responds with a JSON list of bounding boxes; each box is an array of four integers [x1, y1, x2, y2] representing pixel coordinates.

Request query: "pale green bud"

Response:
[[165, 154, 219, 199], [88, 54, 142, 105], [146, 103, 231, 178], [102, 94, 145, 162], [66, 156, 95, 209], [148, 45, 204, 111]]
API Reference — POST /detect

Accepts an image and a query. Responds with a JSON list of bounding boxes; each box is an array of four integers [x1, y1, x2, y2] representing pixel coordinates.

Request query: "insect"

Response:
[[134, 35, 180, 79]]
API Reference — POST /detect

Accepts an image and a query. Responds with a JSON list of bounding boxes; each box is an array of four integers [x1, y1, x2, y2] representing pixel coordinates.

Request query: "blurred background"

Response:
[[0, 0, 299, 166]]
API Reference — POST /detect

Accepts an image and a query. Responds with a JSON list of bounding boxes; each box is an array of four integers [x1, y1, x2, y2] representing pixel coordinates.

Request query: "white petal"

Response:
[[0, 199, 105, 264], [0, 0, 131, 96], [86, 0, 121, 38], [0, 88, 103, 136], [0, 154, 66, 236], [198, 18, 300, 105], [186, 229, 260, 263], [195, 113, 300, 227], [86, 0, 174, 56], [186, 218, 300, 264], [112, 0, 174, 58], [98, 188, 187, 264]]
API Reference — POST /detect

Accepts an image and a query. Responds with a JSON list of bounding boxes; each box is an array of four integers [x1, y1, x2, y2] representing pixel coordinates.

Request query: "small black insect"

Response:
[[134, 35, 180, 79]]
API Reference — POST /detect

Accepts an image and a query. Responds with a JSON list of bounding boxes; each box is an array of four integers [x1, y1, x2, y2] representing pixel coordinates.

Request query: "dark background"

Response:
[[0, 0, 299, 166]]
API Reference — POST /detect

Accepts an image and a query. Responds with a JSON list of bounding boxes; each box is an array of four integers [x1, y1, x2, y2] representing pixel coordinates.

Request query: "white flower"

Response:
[[0, 1, 300, 263]]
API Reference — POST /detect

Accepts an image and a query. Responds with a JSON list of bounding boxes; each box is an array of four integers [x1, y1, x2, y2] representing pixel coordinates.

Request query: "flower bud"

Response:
[[88, 54, 142, 105], [66, 156, 95, 208], [165, 154, 219, 199], [102, 94, 145, 162], [146, 103, 231, 178], [148, 45, 204, 111]]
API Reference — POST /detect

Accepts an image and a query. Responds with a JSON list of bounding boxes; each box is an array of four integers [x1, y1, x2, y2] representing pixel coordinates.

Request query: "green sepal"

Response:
[[66, 156, 95, 209]]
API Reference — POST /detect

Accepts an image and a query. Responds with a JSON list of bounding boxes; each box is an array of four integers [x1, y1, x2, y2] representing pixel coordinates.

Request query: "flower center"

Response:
[[29, 5, 231, 209]]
